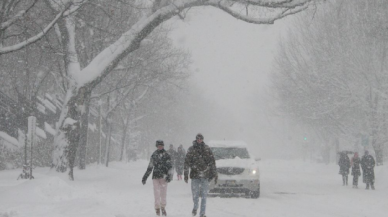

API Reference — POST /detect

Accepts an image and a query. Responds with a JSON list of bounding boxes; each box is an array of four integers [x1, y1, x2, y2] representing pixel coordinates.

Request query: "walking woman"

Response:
[[142, 140, 172, 216], [351, 152, 361, 188], [338, 151, 350, 186]]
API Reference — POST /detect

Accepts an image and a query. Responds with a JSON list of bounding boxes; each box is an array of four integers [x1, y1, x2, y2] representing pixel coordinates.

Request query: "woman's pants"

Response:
[[342, 175, 348, 185], [353, 175, 359, 186], [153, 178, 168, 209]]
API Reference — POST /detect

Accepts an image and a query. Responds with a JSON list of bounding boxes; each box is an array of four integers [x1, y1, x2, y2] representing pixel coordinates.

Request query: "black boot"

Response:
[[156, 208, 161, 216], [342, 176, 345, 186], [192, 209, 197, 216], [371, 183, 375, 190], [345, 176, 348, 186], [161, 207, 167, 216], [366, 183, 370, 190]]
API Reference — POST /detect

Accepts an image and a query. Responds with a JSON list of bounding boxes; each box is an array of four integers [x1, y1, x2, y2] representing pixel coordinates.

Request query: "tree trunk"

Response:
[[375, 148, 383, 166], [78, 90, 92, 169], [52, 14, 84, 177], [372, 135, 383, 166], [105, 124, 112, 167], [119, 125, 128, 161], [53, 86, 90, 179], [98, 103, 102, 164], [335, 138, 340, 163], [370, 110, 383, 165], [67, 121, 80, 180]]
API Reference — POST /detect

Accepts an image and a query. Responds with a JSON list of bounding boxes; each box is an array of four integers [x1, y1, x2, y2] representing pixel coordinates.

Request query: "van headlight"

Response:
[[251, 169, 257, 175]]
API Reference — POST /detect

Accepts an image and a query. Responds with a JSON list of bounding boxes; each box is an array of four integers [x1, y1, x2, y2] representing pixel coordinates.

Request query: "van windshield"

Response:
[[211, 147, 250, 160]]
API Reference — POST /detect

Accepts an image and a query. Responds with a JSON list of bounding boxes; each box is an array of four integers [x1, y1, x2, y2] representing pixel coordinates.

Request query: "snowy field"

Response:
[[0, 159, 387, 217]]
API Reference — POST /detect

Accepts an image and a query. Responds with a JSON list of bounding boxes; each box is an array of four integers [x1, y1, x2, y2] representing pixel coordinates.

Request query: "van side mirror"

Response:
[[255, 157, 261, 161]]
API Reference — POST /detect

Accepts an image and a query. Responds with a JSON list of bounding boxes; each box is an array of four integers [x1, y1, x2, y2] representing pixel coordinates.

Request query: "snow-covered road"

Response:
[[0, 159, 387, 217]]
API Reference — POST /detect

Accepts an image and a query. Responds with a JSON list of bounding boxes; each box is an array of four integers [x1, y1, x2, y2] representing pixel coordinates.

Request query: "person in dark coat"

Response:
[[142, 140, 172, 216], [167, 144, 177, 180], [338, 152, 350, 186], [361, 150, 375, 190], [184, 133, 217, 217], [175, 144, 186, 180], [351, 152, 361, 188]]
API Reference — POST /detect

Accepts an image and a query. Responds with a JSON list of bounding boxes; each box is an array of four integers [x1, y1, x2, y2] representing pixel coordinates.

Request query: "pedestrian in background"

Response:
[[338, 151, 350, 186], [167, 144, 177, 180], [361, 150, 375, 190], [175, 144, 186, 180], [351, 152, 361, 188]]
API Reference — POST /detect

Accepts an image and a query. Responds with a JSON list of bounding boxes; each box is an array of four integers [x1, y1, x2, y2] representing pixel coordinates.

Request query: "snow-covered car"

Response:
[[208, 140, 260, 198]]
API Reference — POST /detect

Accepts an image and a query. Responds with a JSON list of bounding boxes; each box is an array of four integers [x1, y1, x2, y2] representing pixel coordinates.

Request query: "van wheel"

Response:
[[250, 190, 260, 198], [250, 184, 260, 198]]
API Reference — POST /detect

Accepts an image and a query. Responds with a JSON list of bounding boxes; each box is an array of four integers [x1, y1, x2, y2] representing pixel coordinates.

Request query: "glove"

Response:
[[184, 176, 188, 183], [142, 179, 146, 185], [166, 175, 171, 183]]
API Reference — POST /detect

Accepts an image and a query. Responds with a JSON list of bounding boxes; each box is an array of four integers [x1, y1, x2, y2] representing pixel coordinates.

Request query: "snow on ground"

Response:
[[0, 159, 387, 217]]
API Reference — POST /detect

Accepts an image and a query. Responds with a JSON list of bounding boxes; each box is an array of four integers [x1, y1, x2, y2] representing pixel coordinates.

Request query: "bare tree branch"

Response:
[[0, 0, 39, 30], [209, 0, 310, 24], [0, 3, 70, 55], [0, 0, 88, 55]]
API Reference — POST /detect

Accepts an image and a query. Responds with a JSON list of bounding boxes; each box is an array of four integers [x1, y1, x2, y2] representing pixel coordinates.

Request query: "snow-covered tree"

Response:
[[47, 0, 312, 179], [271, 0, 388, 164]]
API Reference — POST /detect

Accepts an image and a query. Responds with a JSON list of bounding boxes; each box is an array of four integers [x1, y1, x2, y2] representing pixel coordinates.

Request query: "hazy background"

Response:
[[167, 8, 296, 159]]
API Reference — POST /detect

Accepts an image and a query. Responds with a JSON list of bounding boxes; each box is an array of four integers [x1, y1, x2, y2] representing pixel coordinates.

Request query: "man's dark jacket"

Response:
[[361, 154, 375, 183], [142, 149, 172, 181], [184, 141, 217, 180]]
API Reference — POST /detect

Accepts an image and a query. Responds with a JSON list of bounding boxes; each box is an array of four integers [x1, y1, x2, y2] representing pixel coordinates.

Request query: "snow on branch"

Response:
[[63, 117, 78, 128], [209, 0, 310, 24], [0, 0, 84, 55], [134, 87, 149, 104], [228, 0, 312, 9], [0, 0, 39, 30], [0, 8, 66, 55], [75, 0, 311, 87]]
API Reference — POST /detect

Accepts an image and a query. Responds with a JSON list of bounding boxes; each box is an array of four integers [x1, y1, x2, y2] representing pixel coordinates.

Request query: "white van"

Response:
[[208, 140, 260, 198]]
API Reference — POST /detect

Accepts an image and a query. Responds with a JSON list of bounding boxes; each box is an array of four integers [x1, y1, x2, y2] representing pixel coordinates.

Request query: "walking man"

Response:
[[361, 150, 375, 190], [142, 140, 172, 216], [184, 133, 217, 217]]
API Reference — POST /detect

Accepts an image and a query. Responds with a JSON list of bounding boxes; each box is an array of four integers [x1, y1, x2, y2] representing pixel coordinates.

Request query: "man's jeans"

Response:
[[191, 178, 209, 216]]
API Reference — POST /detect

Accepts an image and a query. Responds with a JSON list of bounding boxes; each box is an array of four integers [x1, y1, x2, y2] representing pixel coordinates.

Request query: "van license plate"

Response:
[[226, 180, 236, 185]]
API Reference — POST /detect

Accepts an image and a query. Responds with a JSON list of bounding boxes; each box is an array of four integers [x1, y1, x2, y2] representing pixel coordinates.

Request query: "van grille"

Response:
[[217, 167, 245, 175]]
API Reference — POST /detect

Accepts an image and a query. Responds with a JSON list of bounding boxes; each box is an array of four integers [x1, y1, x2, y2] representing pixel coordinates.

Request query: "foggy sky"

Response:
[[167, 8, 296, 158]]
